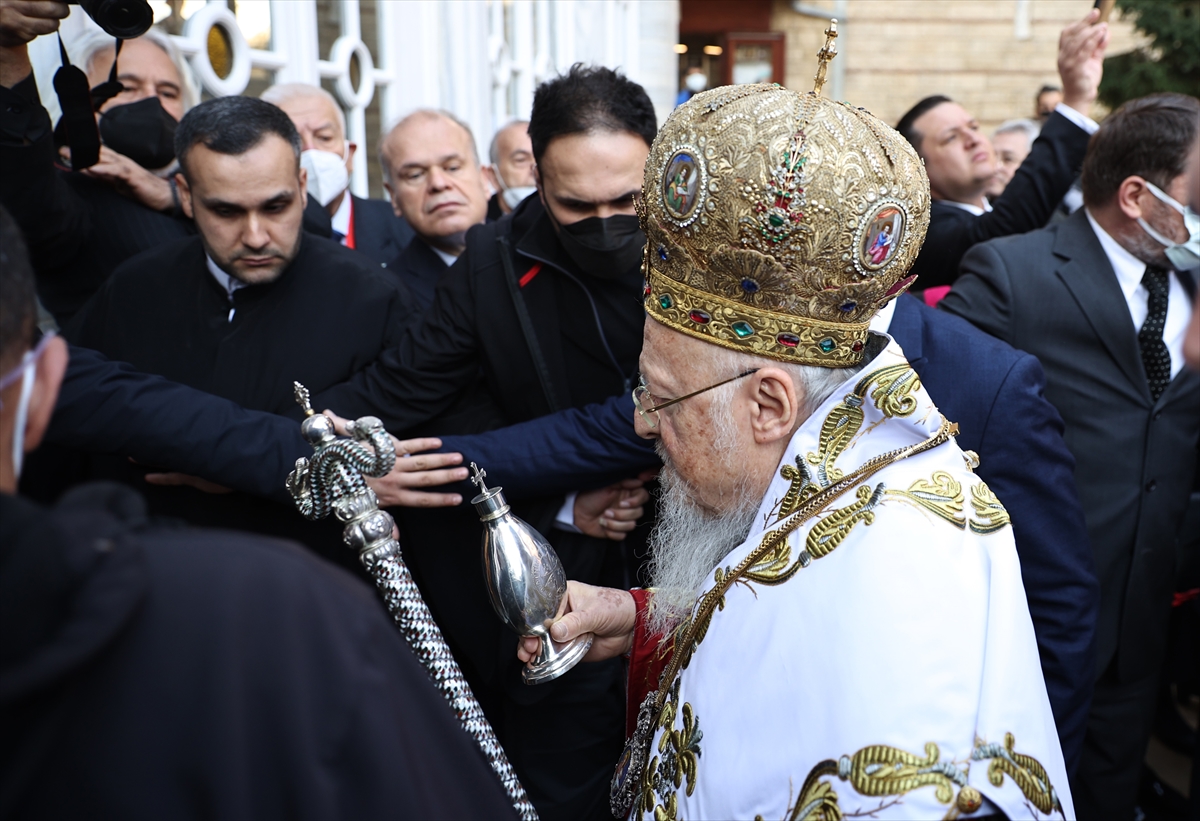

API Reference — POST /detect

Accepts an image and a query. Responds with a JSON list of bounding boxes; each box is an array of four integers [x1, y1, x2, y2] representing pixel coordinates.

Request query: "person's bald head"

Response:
[[379, 110, 489, 254]]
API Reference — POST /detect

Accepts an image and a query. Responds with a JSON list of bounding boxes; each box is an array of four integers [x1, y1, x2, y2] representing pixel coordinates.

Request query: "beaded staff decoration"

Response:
[[286, 383, 538, 821]]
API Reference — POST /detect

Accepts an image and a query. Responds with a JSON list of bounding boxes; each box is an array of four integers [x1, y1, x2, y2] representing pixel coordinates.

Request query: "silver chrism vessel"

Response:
[[470, 463, 592, 684]]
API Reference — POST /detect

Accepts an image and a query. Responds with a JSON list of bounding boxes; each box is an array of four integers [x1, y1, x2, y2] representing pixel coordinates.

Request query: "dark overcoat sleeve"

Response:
[[911, 112, 1090, 288], [438, 392, 659, 501], [0, 76, 90, 273], [973, 351, 1097, 775], [310, 250, 484, 432], [46, 345, 308, 504], [937, 240, 1017, 343]]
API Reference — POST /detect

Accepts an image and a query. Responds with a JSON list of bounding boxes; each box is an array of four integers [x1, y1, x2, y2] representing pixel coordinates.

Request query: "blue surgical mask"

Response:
[[1138, 181, 1200, 271]]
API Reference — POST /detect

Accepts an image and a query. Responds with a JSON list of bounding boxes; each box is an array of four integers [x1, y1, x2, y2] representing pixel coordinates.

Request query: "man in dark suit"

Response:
[[377, 108, 492, 310], [314, 66, 657, 820], [0, 213, 516, 820], [0, 8, 333, 323], [62, 96, 416, 568], [263, 82, 414, 266], [941, 93, 1200, 820], [894, 8, 1108, 289]]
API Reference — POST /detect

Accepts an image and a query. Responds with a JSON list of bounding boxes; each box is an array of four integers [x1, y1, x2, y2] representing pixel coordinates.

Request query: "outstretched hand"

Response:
[[517, 581, 637, 665], [324, 410, 468, 508]]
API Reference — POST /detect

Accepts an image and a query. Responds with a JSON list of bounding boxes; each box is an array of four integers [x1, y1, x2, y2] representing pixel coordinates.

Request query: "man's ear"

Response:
[[382, 182, 404, 218], [23, 336, 69, 455], [1116, 176, 1149, 222], [176, 172, 194, 219], [481, 164, 499, 197], [345, 141, 358, 171], [747, 367, 802, 445], [297, 166, 308, 210]]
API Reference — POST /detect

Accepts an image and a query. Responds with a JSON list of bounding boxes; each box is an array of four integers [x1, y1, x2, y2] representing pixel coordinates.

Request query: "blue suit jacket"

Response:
[[442, 294, 1098, 772]]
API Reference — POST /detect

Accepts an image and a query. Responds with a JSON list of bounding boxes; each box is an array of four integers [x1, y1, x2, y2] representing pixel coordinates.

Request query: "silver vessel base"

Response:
[[522, 632, 593, 684]]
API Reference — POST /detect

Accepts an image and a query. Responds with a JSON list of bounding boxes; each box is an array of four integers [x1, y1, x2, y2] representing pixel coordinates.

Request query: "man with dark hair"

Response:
[[0, 204, 517, 820], [309, 64, 659, 819], [59, 96, 417, 567], [1036, 84, 1064, 122], [942, 92, 1200, 820], [0, 2, 332, 323], [895, 8, 1108, 288]]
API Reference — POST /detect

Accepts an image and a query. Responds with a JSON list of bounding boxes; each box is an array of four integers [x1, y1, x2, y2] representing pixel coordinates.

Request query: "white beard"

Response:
[[645, 439, 759, 636]]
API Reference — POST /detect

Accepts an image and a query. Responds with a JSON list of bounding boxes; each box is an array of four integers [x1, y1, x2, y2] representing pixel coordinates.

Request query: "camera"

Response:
[[71, 0, 154, 39]]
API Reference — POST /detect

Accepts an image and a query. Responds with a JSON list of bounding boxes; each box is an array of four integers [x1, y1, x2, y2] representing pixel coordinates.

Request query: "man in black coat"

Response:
[[313, 66, 658, 820], [378, 108, 493, 310], [941, 93, 1200, 820], [894, 8, 1108, 289], [263, 82, 415, 265], [0, 9, 333, 323], [0, 215, 516, 820], [62, 96, 416, 567]]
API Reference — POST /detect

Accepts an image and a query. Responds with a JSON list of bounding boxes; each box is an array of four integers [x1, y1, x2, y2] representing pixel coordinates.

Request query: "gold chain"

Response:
[[649, 417, 955, 709]]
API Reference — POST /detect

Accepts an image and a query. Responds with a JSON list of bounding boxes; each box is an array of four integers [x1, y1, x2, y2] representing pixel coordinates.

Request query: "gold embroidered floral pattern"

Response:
[[973, 733, 1061, 815], [968, 482, 1010, 535], [639, 679, 705, 820], [760, 742, 978, 821], [774, 361, 924, 524], [807, 483, 885, 559], [886, 471, 967, 529]]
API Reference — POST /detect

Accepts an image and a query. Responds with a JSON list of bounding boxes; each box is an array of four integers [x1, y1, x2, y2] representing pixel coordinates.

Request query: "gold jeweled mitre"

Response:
[[640, 28, 930, 367]]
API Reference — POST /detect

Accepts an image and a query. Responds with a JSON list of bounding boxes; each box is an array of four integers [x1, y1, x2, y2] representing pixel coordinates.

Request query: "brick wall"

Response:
[[770, 0, 1149, 133]]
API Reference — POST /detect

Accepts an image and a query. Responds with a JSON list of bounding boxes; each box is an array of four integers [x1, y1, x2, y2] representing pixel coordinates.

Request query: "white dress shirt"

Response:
[[205, 255, 248, 322], [1086, 210, 1192, 381], [330, 192, 352, 245]]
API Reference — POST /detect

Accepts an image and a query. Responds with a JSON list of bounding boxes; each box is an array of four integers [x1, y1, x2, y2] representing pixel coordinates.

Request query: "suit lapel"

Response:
[[1052, 211, 1148, 396]]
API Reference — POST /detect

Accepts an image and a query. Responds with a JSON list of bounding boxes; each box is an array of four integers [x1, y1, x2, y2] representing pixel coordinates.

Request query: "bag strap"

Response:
[[497, 233, 564, 414]]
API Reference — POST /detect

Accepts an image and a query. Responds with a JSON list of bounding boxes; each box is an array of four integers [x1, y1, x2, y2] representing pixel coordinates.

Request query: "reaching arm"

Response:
[[49, 346, 308, 504], [440, 392, 659, 501]]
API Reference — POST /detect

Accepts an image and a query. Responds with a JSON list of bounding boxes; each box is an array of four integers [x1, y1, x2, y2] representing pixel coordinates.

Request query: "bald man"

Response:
[[378, 109, 490, 309], [262, 82, 413, 267]]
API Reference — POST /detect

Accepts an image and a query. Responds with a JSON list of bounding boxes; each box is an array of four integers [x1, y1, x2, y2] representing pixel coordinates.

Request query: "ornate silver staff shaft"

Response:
[[285, 383, 537, 821]]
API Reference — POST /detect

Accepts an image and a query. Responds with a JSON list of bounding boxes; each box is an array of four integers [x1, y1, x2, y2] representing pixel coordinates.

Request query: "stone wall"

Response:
[[770, 0, 1149, 133]]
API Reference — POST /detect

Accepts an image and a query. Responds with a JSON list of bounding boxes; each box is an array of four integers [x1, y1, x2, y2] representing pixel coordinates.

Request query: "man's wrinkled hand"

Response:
[[324, 410, 467, 508], [79, 147, 176, 211], [0, 1, 69, 48], [573, 469, 657, 541], [517, 581, 636, 665], [1057, 7, 1108, 118]]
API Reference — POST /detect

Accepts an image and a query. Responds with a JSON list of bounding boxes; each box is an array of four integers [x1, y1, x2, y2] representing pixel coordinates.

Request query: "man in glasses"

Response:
[[514, 82, 1073, 820]]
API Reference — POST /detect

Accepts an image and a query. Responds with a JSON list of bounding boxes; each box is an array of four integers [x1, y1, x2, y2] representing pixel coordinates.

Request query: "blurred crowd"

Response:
[[0, 1, 1196, 820]]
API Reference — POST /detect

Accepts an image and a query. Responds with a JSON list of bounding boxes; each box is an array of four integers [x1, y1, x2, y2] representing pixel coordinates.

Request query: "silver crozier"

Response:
[[470, 463, 592, 684], [285, 384, 537, 821]]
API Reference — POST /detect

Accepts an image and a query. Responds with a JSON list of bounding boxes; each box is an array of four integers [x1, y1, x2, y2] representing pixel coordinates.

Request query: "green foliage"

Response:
[[1097, 0, 1200, 110]]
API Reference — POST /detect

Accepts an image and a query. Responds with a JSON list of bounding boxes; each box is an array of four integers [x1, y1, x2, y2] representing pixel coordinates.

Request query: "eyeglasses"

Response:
[[632, 368, 759, 429]]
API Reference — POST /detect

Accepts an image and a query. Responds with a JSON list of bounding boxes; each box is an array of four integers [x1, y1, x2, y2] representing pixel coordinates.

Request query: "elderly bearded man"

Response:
[[520, 83, 1072, 819]]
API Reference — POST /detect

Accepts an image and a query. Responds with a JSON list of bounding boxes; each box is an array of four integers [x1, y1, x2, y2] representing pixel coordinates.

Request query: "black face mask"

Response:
[[99, 96, 178, 170], [553, 213, 645, 279]]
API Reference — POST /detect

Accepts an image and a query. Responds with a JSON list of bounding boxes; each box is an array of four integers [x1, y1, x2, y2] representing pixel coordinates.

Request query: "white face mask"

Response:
[[491, 163, 536, 210], [0, 331, 55, 481], [685, 72, 708, 93], [300, 145, 350, 207], [1138, 180, 1200, 271]]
